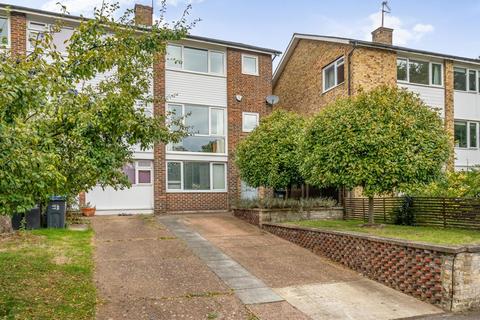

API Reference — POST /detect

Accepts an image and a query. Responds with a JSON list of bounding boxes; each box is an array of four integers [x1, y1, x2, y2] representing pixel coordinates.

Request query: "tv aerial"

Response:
[[381, 1, 391, 27]]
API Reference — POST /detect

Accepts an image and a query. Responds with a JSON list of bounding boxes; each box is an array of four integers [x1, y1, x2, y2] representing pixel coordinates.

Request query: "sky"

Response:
[[5, 0, 480, 67]]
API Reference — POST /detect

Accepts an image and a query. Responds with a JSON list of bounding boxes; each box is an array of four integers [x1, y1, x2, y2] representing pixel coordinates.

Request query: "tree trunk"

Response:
[[368, 196, 375, 224], [301, 184, 305, 199], [0, 215, 12, 234]]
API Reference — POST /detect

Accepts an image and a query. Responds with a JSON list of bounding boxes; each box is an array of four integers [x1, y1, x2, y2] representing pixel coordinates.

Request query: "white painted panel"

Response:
[[398, 84, 445, 118], [454, 92, 480, 121], [86, 185, 153, 213], [166, 70, 227, 107]]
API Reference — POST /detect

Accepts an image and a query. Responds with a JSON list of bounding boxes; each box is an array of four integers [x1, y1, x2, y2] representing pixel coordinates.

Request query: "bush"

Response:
[[408, 169, 480, 198], [393, 196, 416, 226], [234, 197, 337, 210]]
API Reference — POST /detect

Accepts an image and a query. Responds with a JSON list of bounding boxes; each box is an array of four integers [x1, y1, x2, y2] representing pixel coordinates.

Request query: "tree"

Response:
[[235, 109, 305, 196], [301, 86, 450, 224], [0, 3, 191, 215]]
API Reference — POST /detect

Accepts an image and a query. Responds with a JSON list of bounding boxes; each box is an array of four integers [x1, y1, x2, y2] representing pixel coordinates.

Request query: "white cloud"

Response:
[[165, 0, 204, 7], [41, 0, 132, 16], [363, 12, 434, 46]]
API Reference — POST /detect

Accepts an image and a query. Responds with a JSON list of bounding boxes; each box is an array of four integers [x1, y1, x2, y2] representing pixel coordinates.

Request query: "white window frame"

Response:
[[468, 69, 478, 93], [166, 103, 228, 155], [242, 112, 259, 132], [454, 120, 479, 149], [165, 43, 226, 76], [26, 20, 74, 54], [241, 54, 259, 76], [0, 15, 11, 48], [166, 161, 227, 193], [322, 56, 345, 93], [135, 160, 153, 185], [397, 57, 444, 88]]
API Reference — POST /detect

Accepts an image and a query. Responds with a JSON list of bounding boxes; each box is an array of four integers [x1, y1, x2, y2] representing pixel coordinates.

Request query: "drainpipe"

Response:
[[347, 41, 358, 96]]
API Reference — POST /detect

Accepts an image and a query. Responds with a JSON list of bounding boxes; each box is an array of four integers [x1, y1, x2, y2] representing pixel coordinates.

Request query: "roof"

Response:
[[273, 33, 480, 85], [0, 2, 281, 56]]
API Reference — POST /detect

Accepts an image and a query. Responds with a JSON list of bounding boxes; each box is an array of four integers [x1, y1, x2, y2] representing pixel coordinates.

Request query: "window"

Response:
[[166, 161, 226, 192], [0, 16, 9, 46], [165, 44, 225, 75], [454, 121, 479, 148], [167, 104, 226, 154], [242, 112, 259, 132], [469, 70, 477, 92], [27, 22, 47, 51], [122, 160, 153, 185], [454, 67, 467, 91], [242, 54, 258, 75], [397, 58, 443, 86], [323, 57, 345, 92], [51, 27, 74, 52]]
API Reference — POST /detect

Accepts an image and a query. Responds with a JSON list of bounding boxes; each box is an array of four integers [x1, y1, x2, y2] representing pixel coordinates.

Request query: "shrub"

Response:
[[393, 196, 416, 226], [234, 197, 337, 210]]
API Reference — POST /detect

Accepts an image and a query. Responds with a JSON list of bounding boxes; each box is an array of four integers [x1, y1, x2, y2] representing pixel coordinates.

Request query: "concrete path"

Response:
[[178, 213, 444, 320]]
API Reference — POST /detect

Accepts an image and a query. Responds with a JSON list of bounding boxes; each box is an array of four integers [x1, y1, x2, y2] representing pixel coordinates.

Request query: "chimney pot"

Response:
[[134, 4, 153, 26], [371, 27, 393, 45]]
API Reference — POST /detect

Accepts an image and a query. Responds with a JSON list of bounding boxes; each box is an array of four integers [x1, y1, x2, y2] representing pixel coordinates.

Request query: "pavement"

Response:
[[92, 213, 453, 320]]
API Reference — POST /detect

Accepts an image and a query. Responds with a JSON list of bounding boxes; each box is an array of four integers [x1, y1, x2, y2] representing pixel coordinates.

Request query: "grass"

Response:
[[0, 228, 96, 319], [290, 220, 480, 246]]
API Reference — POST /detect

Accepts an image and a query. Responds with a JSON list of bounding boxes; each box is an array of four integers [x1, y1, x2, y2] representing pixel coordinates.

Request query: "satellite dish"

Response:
[[266, 95, 280, 106]]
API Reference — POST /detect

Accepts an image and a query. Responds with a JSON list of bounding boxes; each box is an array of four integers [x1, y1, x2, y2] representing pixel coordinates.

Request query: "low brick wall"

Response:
[[262, 223, 480, 312], [232, 207, 343, 226]]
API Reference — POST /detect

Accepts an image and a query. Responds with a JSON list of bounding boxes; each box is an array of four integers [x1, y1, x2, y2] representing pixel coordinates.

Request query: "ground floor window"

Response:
[[122, 160, 153, 185], [167, 161, 226, 192], [455, 120, 479, 149]]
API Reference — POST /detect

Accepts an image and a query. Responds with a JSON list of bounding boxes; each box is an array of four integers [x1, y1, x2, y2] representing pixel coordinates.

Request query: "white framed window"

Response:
[[454, 120, 479, 149], [122, 160, 153, 185], [165, 43, 225, 76], [322, 56, 345, 92], [397, 57, 443, 87], [166, 103, 227, 154], [0, 16, 10, 47], [27, 20, 74, 53], [166, 161, 227, 192], [454, 67, 480, 92], [242, 54, 259, 76], [242, 112, 259, 132]]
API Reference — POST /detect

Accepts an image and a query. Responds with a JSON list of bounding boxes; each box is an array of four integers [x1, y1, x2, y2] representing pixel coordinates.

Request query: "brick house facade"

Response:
[[2, 3, 280, 214]]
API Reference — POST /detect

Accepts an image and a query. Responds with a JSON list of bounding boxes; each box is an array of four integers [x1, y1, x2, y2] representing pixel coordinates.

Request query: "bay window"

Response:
[[455, 121, 479, 148], [0, 16, 9, 46], [167, 161, 226, 191], [323, 57, 344, 92], [167, 104, 226, 154], [397, 57, 442, 86], [165, 44, 225, 75]]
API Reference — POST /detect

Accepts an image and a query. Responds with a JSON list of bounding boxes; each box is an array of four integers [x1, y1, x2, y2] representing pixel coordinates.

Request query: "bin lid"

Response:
[[49, 195, 66, 201]]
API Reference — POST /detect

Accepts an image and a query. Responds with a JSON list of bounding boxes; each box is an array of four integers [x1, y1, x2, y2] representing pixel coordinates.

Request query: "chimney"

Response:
[[371, 27, 393, 45], [134, 4, 153, 26]]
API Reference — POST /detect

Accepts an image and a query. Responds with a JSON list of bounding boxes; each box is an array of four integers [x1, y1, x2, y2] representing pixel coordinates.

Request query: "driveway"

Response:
[[92, 213, 444, 320]]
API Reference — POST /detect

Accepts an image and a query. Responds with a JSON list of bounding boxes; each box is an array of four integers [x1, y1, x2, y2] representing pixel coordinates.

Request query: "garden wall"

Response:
[[262, 223, 480, 312], [233, 207, 343, 226]]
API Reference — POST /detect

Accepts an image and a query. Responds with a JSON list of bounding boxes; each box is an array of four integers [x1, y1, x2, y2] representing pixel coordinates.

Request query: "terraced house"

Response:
[[273, 26, 480, 172], [0, 3, 280, 214]]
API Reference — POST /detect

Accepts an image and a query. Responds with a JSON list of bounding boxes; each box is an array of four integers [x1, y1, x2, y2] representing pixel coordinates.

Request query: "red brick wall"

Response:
[[10, 12, 27, 56], [166, 193, 228, 212], [227, 49, 273, 208], [232, 208, 260, 226]]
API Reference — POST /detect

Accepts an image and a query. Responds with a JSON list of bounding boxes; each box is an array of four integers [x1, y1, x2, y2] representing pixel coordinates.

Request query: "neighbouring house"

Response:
[[273, 27, 480, 175], [1, 3, 280, 214]]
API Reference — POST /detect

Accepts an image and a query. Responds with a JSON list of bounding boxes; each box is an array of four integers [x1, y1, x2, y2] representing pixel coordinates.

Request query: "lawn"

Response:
[[0, 229, 96, 319], [291, 220, 480, 246]]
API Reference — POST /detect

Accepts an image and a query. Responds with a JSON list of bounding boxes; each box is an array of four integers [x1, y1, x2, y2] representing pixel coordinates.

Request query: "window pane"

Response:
[[184, 47, 208, 73], [166, 45, 182, 68], [211, 108, 225, 136], [470, 123, 478, 148], [432, 63, 442, 85], [454, 122, 467, 148], [0, 17, 9, 46], [137, 160, 152, 168], [52, 27, 74, 52], [243, 113, 258, 132], [168, 136, 225, 153], [454, 68, 467, 91], [469, 70, 477, 91], [185, 105, 209, 135], [408, 60, 429, 85], [324, 65, 335, 90], [167, 162, 181, 189], [184, 162, 210, 190], [212, 164, 225, 190], [123, 163, 136, 184], [138, 170, 151, 183], [167, 104, 182, 131], [243, 56, 258, 75], [397, 59, 408, 81], [28, 31, 46, 49], [210, 51, 224, 74], [336, 63, 345, 84]]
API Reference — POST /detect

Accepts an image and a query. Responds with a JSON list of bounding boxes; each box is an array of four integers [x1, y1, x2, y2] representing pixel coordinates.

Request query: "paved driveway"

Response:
[[92, 213, 445, 320]]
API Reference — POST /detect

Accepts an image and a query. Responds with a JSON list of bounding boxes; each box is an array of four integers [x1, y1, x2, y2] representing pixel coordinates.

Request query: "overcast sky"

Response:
[[6, 0, 480, 65]]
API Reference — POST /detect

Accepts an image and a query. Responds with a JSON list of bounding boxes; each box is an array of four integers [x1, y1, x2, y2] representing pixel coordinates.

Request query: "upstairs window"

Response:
[[242, 54, 259, 76], [397, 58, 443, 86], [469, 70, 478, 92], [454, 67, 467, 91], [165, 44, 225, 75], [323, 57, 345, 92], [0, 16, 9, 46]]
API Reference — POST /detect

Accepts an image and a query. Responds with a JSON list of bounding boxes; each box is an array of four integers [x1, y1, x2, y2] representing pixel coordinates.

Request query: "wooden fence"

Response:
[[345, 197, 480, 229]]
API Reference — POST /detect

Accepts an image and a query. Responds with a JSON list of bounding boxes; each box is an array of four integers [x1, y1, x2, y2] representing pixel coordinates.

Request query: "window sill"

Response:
[[454, 90, 479, 94], [397, 81, 444, 89], [166, 150, 228, 156], [166, 190, 228, 193], [322, 81, 344, 95], [166, 67, 226, 78], [242, 72, 259, 77]]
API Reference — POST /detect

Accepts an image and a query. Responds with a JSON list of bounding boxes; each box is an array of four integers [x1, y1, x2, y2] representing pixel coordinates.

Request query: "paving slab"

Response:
[[247, 301, 312, 320]]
